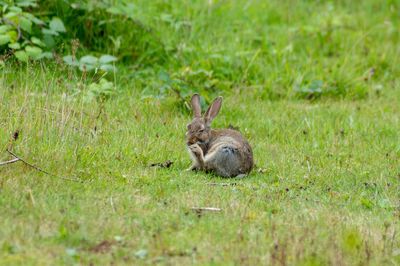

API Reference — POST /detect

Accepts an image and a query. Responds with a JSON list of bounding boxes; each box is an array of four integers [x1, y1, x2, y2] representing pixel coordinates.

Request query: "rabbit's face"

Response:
[[186, 118, 210, 145]]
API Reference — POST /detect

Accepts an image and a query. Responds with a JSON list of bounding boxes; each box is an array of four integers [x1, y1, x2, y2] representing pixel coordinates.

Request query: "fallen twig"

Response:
[[207, 182, 238, 187], [150, 160, 173, 168], [0, 157, 20, 166], [228, 124, 240, 131], [191, 207, 222, 212], [27, 188, 36, 206], [257, 167, 269, 174], [6, 149, 80, 182], [7, 149, 54, 176], [110, 196, 116, 213]]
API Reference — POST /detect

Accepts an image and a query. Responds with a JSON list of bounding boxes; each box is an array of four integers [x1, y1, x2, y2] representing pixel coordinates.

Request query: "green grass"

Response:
[[38, 0, 399, 100], [1, 0, 400, 265]]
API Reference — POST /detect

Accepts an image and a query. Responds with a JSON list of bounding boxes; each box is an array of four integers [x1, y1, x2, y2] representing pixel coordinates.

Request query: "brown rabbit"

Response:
[[186, 94, 253, 177]]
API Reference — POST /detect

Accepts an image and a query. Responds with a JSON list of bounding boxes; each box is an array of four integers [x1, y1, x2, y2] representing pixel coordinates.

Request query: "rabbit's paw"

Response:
[[188, 143, 203, 157]]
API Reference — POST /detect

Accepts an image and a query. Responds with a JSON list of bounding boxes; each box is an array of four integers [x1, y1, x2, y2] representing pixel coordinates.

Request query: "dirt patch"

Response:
[[89, 240, 115, 253]]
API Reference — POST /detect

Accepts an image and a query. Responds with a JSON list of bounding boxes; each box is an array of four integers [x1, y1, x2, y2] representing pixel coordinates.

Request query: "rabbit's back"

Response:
[[205, 129, 253, 177]]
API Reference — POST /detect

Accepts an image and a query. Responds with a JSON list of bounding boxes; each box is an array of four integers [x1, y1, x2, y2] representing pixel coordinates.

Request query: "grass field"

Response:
[[1, 0, 400, 265]]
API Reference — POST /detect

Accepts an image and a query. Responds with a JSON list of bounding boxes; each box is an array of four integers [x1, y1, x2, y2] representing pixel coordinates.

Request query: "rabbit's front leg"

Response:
[[187, 143, 205, 170]]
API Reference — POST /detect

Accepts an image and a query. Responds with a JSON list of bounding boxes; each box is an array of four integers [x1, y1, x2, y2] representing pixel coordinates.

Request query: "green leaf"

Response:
[[42, 28, 59, 36], [100, 64, 116, 72], [0, 25, 11, 34], [19, 17, 32, 33], [99, 54, 117, 64], [360, 197, 373, 209], [43, 34, 55, 48], [0, 34, 11, 45], [9, 6, 22, 13], [49, 17, 66, 33], [37, 52, 53, 59], [16, 0, 38, 7], [14, 50, 28, 62], [4, 12, 18, 19], [25, 45, 42, 59], [158, 71, 171, 83], [65, 248, 77, 257], [79, 64, 95, 71], [31, 37, 45, 47], [134, 249, 148, 259], [8, 42, 20, 49], [29, 16, 45, 25], [378, 198, 393, 209], [63, 55, 79, 66], [7, 30, 18, 42], [80, 55, 98, 65], [2, 4, 8, 14]]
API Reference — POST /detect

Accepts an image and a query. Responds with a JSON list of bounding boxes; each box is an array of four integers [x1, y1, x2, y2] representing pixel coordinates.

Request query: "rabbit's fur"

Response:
[[186, 94, 253, 177]]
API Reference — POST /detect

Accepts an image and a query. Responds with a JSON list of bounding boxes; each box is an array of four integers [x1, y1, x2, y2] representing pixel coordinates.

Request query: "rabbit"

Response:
[[186, 94, 253, 177]]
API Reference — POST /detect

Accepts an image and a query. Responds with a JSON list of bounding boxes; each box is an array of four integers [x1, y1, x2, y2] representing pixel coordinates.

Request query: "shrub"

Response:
[[0, 0, 66, 61]]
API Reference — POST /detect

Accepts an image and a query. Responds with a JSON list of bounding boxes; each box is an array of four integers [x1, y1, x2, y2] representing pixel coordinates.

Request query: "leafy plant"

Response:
[[85, 78, 116, 103], [142, 67, 220, 102], [295, 80, 324, 99], [63, 54, 118, 72], [0, 0, 66, 61], [38, 0, 166, 64]]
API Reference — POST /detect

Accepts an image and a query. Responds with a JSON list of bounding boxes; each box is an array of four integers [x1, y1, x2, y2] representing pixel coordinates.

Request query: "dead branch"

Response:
[[6, 149, 80, 182], [150, 160, 173, 168], [207, 182, 238, 187], [110, 196, 116, 213], [0, 157, 20, 166], [191, 207, 222, 212], [26, 188, 36, 206]]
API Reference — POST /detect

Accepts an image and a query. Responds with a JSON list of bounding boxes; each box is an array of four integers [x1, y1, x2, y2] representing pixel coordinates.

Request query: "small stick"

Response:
[[149, 160, 173, 168], [6, 149, 80, 182], [191, 207, 222, 212], [7, 149, 54, 176], [27, 189, 36, 206], [110, 196, 116, 213], [207, 182, 237, 187], [0, 158, 20, 166]]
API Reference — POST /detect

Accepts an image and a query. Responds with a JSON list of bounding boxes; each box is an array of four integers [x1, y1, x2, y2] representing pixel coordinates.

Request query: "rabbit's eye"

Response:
[[199, 129, 205, 133]]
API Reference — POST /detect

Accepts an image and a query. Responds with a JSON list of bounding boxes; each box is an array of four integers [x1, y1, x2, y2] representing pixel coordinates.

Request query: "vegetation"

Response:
[[0, 0, 399, 265]]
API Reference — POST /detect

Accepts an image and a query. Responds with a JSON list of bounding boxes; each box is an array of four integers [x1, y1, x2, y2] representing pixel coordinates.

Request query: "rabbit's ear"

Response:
[[204, 96, 222, 125], [191, 94, 201, 118]]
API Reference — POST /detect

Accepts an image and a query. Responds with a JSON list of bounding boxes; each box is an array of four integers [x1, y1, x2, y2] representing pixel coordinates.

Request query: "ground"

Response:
[[0, 0, 399, 265], [1, 80, 399, 265]]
